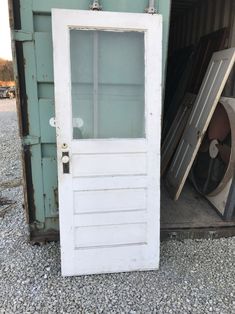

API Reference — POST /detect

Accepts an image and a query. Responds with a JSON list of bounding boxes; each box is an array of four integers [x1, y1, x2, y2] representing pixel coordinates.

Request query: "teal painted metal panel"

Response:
[[34, 15, 52, 32], [16, 0, 171, 240], [42, 144, 57, 158], [35, 33, 54, 82], [38, 83, 54, 99], [39, 99, 56, 143], [42, 157, 58, 218]]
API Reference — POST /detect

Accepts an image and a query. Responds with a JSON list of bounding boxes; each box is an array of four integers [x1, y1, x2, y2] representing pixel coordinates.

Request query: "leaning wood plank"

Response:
[[166, 48, 235, 200], [161, 93, 196, 176]]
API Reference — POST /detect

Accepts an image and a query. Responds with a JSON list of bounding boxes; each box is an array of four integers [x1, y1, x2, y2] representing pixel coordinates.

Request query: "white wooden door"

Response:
[[52, 9, 162, 276], [161, 93, 196, 176], [166, 48, 235, 200]]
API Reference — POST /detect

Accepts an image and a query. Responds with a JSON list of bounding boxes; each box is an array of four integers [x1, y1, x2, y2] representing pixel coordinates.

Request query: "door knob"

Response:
[[62, 155, 70, 164]]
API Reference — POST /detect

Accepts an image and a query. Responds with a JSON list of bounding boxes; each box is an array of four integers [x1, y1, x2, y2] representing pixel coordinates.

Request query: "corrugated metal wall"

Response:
[[169, 0, 235, 95], [169, 0, 235, 53]]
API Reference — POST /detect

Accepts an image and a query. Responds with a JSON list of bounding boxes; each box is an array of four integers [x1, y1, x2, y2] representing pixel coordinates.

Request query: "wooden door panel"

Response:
[[52, 9, 162, 276], [161, 93, 196, 176], [166, 48, 235, 200]]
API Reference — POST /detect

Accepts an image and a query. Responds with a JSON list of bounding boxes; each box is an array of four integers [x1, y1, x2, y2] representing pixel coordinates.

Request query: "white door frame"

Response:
[[52, 9, 162, 276]]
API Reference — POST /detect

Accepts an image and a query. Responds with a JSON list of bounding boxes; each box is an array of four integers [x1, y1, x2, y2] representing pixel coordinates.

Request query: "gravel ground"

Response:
[[0, 99, 235, 313]]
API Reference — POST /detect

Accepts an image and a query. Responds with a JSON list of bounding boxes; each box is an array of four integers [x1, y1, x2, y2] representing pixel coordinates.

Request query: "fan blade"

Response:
[[218, 143, 231, 164], [208, 103, 230, 141]]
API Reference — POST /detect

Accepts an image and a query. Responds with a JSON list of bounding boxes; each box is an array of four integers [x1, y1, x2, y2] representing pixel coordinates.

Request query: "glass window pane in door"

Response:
[[70, 30, 145, 139]]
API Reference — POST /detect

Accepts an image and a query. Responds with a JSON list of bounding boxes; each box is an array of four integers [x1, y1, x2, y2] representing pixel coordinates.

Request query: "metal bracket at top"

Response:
[[23, 135, 40, 146], [12, 30, 33, 42], [145, 0, 157, 14], [90, 0, 102, 11]]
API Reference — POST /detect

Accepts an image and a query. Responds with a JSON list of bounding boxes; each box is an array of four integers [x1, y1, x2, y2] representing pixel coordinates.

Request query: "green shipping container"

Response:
[[9, 0, 171, 242], [10, 0, 235, 242]]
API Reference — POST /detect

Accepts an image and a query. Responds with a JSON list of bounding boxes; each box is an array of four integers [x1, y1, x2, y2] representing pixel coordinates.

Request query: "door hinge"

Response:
[[145, 0, 157, 14], [12, 30, 33, 42], [89, 0, 102, 11], [23, 135, 40, 146]]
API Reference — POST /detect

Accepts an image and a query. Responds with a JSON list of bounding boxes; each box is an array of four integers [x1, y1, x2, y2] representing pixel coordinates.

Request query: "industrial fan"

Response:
[[191, 97, 235, 218]]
